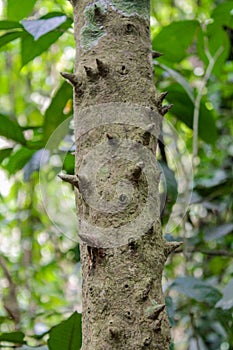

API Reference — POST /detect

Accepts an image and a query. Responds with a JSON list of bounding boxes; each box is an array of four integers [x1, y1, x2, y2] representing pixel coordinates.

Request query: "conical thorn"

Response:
[[145, 123, 155, 132], [58, 174, 79, 188], [152, 51, 164, 59], [147, 304, 166, 320], [96, 59, 109, 77], [164, 241, 183, 257], [84, 66, 96, 79], [159, 91, 168, 103], [130, 162, 144, 181], [161, 104, 173, 116], [60, 72, 78, 87], [94, 4, 103, 18], [106, 133, 113, 140]]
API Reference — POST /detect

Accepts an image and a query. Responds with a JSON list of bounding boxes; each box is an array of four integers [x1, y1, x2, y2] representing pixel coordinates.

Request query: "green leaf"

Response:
[[21, 15, 72, 66], [43, 82, 73, 145], [7, 0, 37, 21], [216, 279, 233, 310], [166, 84, 217, 144], [0, 114, 26, 144], [197, 3, 232, 75], [171, 277, 221, 305], [211, 2, 233, 30], [0, 331, 25, 344], [152, 20, 200, 62], [204, 223, 233, 242], [63, 153, 75, 175], [195, 178, 233, 199], [0, 31, 23, 49], [4, 147, 36, 175], [22, 16, 67, 40], [48, 312, 82, 350], [0, 20, 23, 30], [0, 148, 13, 164], [165, 296, 176, 327]]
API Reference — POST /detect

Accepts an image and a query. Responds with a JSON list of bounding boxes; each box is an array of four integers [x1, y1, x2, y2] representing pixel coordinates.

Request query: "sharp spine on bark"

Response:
[[161, 104, 173, 116], [96, 58, 109, 77], [106, 133, 118, 146], [94, 4, 103, 18], [58, 174, 79, 188], [146, 123, 155, 131], [159, 91, 168, 103], [109, 327, 119, 339], [60, 72, 78, 87], [164, 241, 183, 257], [152, 51, 163, 58], [147, 304, 166, 320], [130, 161, 144, 181], [84, 66, 96, 79]]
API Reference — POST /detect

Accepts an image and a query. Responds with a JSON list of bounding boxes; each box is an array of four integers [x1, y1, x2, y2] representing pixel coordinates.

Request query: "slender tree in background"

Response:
[[60, 1, 180, 348]]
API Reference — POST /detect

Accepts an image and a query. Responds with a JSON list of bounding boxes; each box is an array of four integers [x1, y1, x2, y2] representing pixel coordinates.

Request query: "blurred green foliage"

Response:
[[0, 0, 232, 349]]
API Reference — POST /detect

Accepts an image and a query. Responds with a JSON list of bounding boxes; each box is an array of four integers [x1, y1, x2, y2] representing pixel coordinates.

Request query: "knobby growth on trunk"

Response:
[[60, 1, 180, 349]]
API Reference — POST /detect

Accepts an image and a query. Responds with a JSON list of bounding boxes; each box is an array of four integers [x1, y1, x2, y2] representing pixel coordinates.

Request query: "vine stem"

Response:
[[192, 42, 224, 168]]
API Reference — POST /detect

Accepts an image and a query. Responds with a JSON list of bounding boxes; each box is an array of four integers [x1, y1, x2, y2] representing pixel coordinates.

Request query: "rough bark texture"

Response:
[[65, 1, 177, 349]]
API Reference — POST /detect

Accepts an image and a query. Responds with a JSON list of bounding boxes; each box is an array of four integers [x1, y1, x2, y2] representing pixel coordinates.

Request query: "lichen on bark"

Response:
[[109, 0, 150, 17], [80, 1, 107, 51], [66, 0, 175, 349]]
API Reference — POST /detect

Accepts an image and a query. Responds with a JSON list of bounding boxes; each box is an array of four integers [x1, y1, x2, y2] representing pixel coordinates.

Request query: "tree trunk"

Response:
[[62, 1, 178, 348]]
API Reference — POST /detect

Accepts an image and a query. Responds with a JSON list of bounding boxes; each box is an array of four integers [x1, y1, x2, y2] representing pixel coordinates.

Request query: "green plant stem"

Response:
[[192, 43, 223, 167]]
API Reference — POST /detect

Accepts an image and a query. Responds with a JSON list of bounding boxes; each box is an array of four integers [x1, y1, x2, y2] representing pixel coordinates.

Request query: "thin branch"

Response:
[[192, 41, 224, 165]]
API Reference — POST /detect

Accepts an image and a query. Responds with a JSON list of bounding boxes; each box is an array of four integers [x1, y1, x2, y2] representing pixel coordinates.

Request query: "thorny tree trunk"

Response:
[[61, 1, 180, 349]]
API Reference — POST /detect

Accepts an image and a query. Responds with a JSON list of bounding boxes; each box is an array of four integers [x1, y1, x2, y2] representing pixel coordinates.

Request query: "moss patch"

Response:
[[80, 1, 106, 51]]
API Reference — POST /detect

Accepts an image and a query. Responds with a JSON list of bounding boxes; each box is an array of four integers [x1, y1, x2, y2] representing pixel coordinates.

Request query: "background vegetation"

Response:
[[0, 0, 232, 349]]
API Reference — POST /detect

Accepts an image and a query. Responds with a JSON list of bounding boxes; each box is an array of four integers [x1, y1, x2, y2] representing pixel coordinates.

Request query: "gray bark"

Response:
[[63, 1, 178, 348]]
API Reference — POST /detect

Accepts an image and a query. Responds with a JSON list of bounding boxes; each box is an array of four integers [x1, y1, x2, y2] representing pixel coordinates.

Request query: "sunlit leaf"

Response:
[[4, 147, 36, 174], [0, 114, 26, 144], [48, 312, 82, 350], [0, 31, 23, 49], [63, 153, 75, 175], [7, 0, 37, 21], [21, 14, 72, 66], [22, 16, 67, 40], [197, 3, 232, 75], [152, 20, 200, 62], [0, 20, 23, 30], [19, 347, 48, 350]]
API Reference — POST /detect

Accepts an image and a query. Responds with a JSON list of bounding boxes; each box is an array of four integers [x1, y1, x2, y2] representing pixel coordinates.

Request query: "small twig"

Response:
[[192, 41, 224, 166]]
